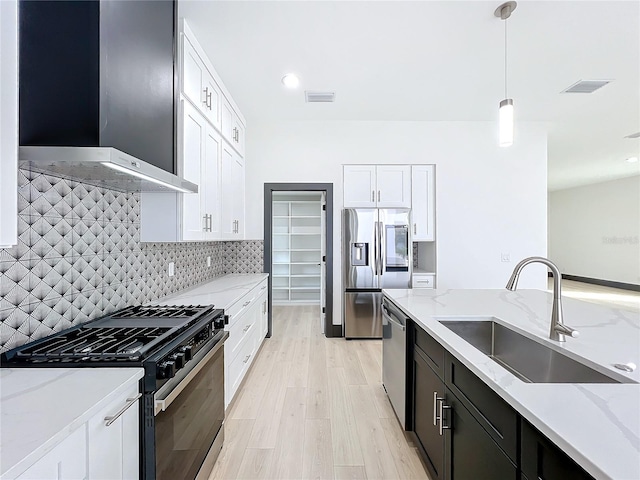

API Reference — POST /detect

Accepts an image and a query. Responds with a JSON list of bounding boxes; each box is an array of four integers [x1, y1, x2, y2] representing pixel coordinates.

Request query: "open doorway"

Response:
[[264, 183, 334, 338]]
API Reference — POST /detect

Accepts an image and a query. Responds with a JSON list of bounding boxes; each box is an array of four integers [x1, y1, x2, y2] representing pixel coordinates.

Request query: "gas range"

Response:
[[1, 304, 228, 480]]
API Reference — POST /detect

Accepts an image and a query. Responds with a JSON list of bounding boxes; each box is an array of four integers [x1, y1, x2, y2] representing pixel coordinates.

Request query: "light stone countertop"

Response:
[[0, 367, 144, 479], [154, 273, 269, 310], [383, 288, 640, 480]]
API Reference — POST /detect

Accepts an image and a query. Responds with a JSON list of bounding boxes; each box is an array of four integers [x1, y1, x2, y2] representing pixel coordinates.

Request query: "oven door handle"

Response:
[[154, 335, 226, 415]]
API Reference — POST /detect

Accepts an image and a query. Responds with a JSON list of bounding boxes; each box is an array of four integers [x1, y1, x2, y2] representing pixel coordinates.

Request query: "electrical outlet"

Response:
[[207, 256, 211, 267], [501, 253, 510, 263], [168, 262, 175, 276]]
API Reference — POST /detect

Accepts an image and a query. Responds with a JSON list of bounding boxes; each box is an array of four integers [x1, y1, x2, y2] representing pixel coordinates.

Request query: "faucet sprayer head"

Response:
[[505, 272, 519, 291]]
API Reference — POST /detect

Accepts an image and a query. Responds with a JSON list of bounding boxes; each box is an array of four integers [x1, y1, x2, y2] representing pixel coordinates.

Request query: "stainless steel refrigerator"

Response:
[[343, 208, 412, 338]]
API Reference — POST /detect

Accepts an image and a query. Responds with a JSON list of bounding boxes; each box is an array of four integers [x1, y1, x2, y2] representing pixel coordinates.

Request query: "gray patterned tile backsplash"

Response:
[[0, 170, 263, 353]]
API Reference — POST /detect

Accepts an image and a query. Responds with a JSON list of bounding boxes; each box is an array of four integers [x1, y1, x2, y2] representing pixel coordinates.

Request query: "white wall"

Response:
[[549, 175, 640, 285], [245, 121, 548, 325]]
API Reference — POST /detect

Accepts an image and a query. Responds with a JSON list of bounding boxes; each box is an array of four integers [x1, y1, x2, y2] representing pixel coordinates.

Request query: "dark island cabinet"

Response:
[[411, 324, 516, 480], [409, 320, 595, 480], [414, 346, 446, 479], [521, 420, 595, 480]]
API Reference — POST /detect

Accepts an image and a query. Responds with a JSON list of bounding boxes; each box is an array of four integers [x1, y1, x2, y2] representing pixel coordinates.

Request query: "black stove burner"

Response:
[[1, 304, 221, 364], [111, 305, 203, 319]]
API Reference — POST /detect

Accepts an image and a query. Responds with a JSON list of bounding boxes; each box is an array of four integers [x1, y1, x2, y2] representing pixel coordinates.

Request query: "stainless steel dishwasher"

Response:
[[382, 297, 407, 429]]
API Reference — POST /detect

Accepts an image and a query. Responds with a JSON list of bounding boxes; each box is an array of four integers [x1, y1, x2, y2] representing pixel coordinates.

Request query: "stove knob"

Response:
[[180, 345, 193, 362], [171, 352, 186, 369], [160, 360, 176, 379]]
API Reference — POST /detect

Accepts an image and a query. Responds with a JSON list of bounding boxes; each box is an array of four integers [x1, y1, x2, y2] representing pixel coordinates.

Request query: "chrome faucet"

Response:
[[505, 256, 579, 342]]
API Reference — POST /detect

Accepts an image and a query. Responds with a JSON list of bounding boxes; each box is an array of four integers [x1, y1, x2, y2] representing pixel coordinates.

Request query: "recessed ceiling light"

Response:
[[626, 157, 639, 163], [281, 74, 300, 89]]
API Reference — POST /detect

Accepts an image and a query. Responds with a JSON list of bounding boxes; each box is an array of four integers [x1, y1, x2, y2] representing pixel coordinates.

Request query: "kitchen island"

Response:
[[383, 288, 639, 480]]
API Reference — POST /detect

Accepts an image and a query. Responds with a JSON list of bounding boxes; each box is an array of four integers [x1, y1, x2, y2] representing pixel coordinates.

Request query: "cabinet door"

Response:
[[221, 99, 234, 143], [447, 392, 517, 480], [376, 165, 411, 208], [411, 165, 435, 241], [182, 36, 206, 113], [414, 347, 446, 480], [17, 427, 87, 480], [343, 165, 376, 207], [521, 420, 594, 480], [202, 71, 222, 132], [203, 124, 222, 240], [181, 100, 206, 241], [221, 142, 243, 238], [232, 154, 245, 238], [87, 384, 140, 480]]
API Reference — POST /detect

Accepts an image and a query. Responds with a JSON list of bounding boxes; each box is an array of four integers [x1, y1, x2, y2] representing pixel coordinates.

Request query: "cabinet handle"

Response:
[[262, 301, 267, 314], [372, 190, 375, 202], [243, 354, 251, 364], [208, 214, 213, 232], [104, 393, 142, 427], [414, 223, 417, 235], [433, 391, 441, 426], [261, 285, 266, 290], [203, 87, 212, 109], [438, 397, 452, 436], [378, 190, 381, 202], [243, 301, 251, 307], [243, 324, 251, 333]]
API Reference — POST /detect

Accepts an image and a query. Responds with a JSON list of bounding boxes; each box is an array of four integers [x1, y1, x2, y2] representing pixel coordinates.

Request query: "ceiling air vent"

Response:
[[624, 132, 640, 139], [305, 91, 336, 103], [561, 80, 612, 94]]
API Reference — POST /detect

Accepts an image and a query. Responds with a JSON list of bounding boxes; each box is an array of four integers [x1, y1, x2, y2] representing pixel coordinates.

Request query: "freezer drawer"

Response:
[[344, 291, 382, 339]]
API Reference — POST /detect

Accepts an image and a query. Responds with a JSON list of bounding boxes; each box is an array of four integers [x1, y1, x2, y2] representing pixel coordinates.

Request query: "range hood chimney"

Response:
[[18, 0, 195, 194]]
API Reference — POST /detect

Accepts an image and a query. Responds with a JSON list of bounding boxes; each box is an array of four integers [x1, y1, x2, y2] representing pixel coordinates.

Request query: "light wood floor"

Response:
[[209, 305, 429, 480], [548, 279, 640, 313]]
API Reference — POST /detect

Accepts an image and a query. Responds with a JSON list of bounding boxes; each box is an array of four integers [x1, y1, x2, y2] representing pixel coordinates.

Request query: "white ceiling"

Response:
[[179, 0, 640, 190]]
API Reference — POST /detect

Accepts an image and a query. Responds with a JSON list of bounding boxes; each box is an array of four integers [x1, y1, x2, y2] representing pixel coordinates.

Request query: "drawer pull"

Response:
[[243, 354, 251, 364], [104, 393, 141, 427], [243, 301, 251, 307], [261, 285, 266, 290], [243, 324, 251, 333]]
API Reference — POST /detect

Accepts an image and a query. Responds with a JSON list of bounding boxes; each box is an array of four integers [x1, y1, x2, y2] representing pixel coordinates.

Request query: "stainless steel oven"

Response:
[[153, 333, 226, 480]]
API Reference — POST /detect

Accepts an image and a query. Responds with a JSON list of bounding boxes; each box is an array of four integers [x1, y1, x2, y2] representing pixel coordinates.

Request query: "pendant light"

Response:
[[495, 1, 517, 147]]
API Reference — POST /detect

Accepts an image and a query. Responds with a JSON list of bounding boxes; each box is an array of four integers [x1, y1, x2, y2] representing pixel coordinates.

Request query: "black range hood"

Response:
[[18, 0, 196, 193]]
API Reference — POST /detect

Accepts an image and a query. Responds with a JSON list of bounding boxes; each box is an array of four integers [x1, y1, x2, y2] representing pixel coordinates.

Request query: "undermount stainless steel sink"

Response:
[[439, 320, 635, 384]]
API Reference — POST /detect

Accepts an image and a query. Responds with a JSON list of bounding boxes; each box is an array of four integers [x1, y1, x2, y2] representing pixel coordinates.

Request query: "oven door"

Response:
[[153, 333, 226, 480]]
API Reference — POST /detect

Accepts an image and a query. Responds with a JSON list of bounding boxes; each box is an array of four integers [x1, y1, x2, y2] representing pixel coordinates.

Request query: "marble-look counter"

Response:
[[383, 288, 640, 480], [154, 273, 268, 310], [0, 367, 144, 479]]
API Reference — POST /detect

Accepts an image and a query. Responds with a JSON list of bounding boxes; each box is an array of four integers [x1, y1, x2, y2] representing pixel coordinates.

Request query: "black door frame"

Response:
[[263, 183, 339, 337]]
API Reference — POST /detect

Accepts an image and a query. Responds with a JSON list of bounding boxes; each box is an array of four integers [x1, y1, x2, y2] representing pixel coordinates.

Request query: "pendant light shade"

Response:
[[495, 2, 517, 148], [499, 98, 514, 147]]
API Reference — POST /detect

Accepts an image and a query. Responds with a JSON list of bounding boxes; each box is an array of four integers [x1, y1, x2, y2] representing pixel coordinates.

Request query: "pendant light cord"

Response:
[[504, 14, 508, 99]]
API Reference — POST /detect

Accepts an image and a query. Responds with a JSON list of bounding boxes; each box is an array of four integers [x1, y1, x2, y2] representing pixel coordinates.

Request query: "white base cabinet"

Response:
[[15, 378, 140, 480], [16, 428, 87, 480], [224, 278, 268, 408], [87, 383, 140, 480]]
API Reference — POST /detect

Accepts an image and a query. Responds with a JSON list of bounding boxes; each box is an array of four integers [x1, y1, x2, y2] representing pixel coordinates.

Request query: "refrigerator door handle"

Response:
[[373, 221, 380, 277], [379, 221, 386, 276]]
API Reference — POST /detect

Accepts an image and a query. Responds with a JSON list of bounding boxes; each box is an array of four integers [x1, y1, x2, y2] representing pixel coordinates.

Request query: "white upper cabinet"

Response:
[[182, 36, 222, 132], [221, 142, 244, 239], [0, 0, 18, 248], [180, 100, 221, 241], [140, 19, 245, 241], [411, 165, 435, 241], [343, 165, 411, 208], [222, 98, 246, 158], [343, 165, 376, 207]]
